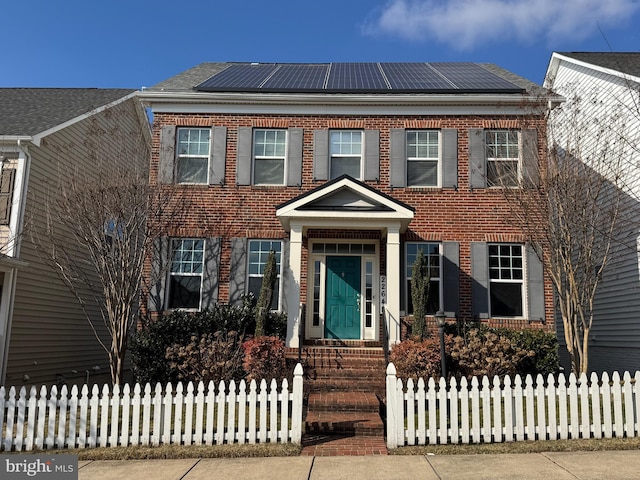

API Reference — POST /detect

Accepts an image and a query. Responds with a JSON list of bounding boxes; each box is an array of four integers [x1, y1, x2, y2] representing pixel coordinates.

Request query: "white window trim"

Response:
[[330, 130, 364, 180], [246, 239, 284, 311], [488, 243, 527, 318], [485, 129, 522, 188], [406, 130, 441, 188], [252, 128, 288, 186], [404, 242, 443, 315], [175, 127, 211, 185], [167, 238, 205, 311]]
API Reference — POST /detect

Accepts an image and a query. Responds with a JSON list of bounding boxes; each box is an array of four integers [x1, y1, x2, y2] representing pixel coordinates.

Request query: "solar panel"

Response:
[[194, 62, 525, 94], [429, 63, 522, 92], [381, 63, 453, 91], [326, 63, 388, 91], [195, 64, 278, 91], [261, 64, 329, 91]]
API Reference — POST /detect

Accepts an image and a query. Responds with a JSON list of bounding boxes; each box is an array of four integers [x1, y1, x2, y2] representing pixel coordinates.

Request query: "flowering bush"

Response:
[[242, 336, 286, 382]]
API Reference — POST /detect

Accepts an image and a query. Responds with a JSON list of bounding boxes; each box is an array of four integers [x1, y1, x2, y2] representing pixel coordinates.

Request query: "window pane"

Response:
[[254, 159, 284, 184], [487, 159, 518, 187], [407, 160, 438, 186], [490, 283, 523, 317], [331, 156, 360, 179], [168, 275, 201, 309], [177, 157, 208, 184], [330, 131, 362, 155]]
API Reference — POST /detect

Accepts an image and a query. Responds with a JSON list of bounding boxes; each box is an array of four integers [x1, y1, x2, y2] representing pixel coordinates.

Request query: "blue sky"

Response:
[[2, 0, 639, 89]]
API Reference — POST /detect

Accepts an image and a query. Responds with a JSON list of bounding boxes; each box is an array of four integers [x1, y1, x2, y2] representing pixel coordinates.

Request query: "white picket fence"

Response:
[[0, 363, 304, 451], [386, 363, 640, 448]]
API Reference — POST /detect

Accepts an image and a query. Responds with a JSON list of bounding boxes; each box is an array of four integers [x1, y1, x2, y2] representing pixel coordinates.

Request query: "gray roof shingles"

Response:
[[0, 88, 136, 137], [148, 62, 545, 95], [559, 52, 640, 79]]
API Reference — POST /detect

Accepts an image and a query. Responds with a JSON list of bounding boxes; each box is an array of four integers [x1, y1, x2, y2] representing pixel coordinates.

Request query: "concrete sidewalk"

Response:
[[78, 450, 640, 479]]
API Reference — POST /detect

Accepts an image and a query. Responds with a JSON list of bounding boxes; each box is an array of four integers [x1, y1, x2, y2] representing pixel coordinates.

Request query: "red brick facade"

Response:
[[145, 111, 554, 332]]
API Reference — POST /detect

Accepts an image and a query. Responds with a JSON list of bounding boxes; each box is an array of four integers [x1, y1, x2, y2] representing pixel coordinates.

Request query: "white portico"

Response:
[[276, 175, 414, 349]]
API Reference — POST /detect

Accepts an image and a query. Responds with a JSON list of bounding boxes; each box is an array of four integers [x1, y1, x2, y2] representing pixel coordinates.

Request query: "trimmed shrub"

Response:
[[165, 331, 245, 384], [130, 298, 255, 385], [450, 329, 535, 378], [389, 337, 454, 381], [497, 328, 560, 377], [242, 336, 286, 382]]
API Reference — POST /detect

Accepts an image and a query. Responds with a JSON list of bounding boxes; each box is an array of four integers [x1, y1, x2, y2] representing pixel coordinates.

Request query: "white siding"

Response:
[[550, 57, 640, 374]]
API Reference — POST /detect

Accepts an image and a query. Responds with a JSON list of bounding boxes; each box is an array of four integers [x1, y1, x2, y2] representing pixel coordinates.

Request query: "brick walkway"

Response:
[[301, 433, 388, 456]]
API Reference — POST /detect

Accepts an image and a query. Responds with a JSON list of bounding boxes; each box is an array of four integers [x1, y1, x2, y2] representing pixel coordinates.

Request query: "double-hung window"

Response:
[[489, 244, 524, 317], [407, 130, 439, 187], [330, 130, 362, 180], [485, 130, 520, 187], [168, 239, 204, 309], [176, 128, 210, 184], [247, 240, 282, 310], [253, 129, 287, 185], [405, 242, 441, 314]]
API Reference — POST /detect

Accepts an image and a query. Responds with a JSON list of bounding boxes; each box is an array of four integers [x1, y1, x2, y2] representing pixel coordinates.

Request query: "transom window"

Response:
[[405, 242, 441, 314], [486, 130, 520, 187], [330, 130, 362, 180], [253, 129, 286, 185], [248, 240, 282, 310], [168, 239, 204, 309], [176, 128, 210, 184], [489, 244, 524, 317], [407, 130, 439, 187]]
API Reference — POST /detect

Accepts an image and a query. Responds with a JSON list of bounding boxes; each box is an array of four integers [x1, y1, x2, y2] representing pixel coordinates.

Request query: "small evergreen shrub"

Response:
[[496, 328, 560, 377], [165, 331, 245, 384], [242, 336, 286, 382]]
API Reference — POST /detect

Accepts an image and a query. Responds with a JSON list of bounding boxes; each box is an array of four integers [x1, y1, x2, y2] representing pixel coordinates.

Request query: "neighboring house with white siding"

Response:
[[0, 88, 150, 386], [545, 52, 640, 373]]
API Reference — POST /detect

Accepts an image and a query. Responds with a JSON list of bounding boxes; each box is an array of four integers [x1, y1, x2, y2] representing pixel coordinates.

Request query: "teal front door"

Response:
[[325, 256, 361, 339]]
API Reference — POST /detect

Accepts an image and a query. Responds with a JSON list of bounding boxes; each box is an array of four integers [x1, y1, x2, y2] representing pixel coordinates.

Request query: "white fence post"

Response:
[[291, 363, 304, 444], [385, 362, 398, 449]]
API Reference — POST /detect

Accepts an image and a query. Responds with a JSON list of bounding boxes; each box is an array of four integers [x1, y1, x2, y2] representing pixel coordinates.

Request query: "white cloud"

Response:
[[364, 0, 640, 50]]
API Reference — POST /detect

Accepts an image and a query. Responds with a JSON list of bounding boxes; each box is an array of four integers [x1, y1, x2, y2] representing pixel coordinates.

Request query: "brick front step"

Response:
[[308, 391, 381, 412], [305, 411, 385, 436]]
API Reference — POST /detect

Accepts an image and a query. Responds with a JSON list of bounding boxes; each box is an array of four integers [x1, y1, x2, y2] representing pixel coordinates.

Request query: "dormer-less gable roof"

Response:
[[557, 52, 640, 79], [0, 88, 136, 139], [276, 175, 414, 232]]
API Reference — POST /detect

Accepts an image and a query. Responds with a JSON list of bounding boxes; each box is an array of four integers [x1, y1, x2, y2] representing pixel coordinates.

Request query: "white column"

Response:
[[386, 226, 401, 346], [285, 224, 303, 348]]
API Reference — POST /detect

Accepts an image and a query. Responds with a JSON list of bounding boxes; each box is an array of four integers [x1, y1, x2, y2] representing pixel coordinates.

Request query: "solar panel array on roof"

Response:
[[194, 62, 525, 93]]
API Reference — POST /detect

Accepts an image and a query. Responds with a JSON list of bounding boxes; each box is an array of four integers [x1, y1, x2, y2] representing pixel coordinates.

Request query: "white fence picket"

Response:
[[386, 364, 640, 448], [0, 364, 304, 451]]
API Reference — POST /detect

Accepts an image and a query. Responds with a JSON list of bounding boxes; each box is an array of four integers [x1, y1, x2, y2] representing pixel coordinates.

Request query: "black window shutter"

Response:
[[209, 126, 227, 185], [158, 126, 176, 184], [0, 169, 16, 225], [471, 241, 489, 319], [287, 128, 303, 187], [364, 129, 380, 181], [468, 129, 486, 189], [313, 130, 329, 181], [442, 129, 458, 189], [236, 127, 252, 185], [389, 128, 406, 188]]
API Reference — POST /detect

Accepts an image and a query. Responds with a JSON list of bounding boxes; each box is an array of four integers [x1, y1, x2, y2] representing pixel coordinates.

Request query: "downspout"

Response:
[[0, 139, 32, 384]]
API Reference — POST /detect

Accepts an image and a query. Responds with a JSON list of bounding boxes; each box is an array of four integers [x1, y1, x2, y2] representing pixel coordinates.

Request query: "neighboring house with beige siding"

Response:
[[545, 52, 640, 373], [0, 88, 150, 386]]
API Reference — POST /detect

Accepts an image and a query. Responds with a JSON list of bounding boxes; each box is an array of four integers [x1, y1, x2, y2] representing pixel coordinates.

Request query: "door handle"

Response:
[[356, 295, 361, 311]]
